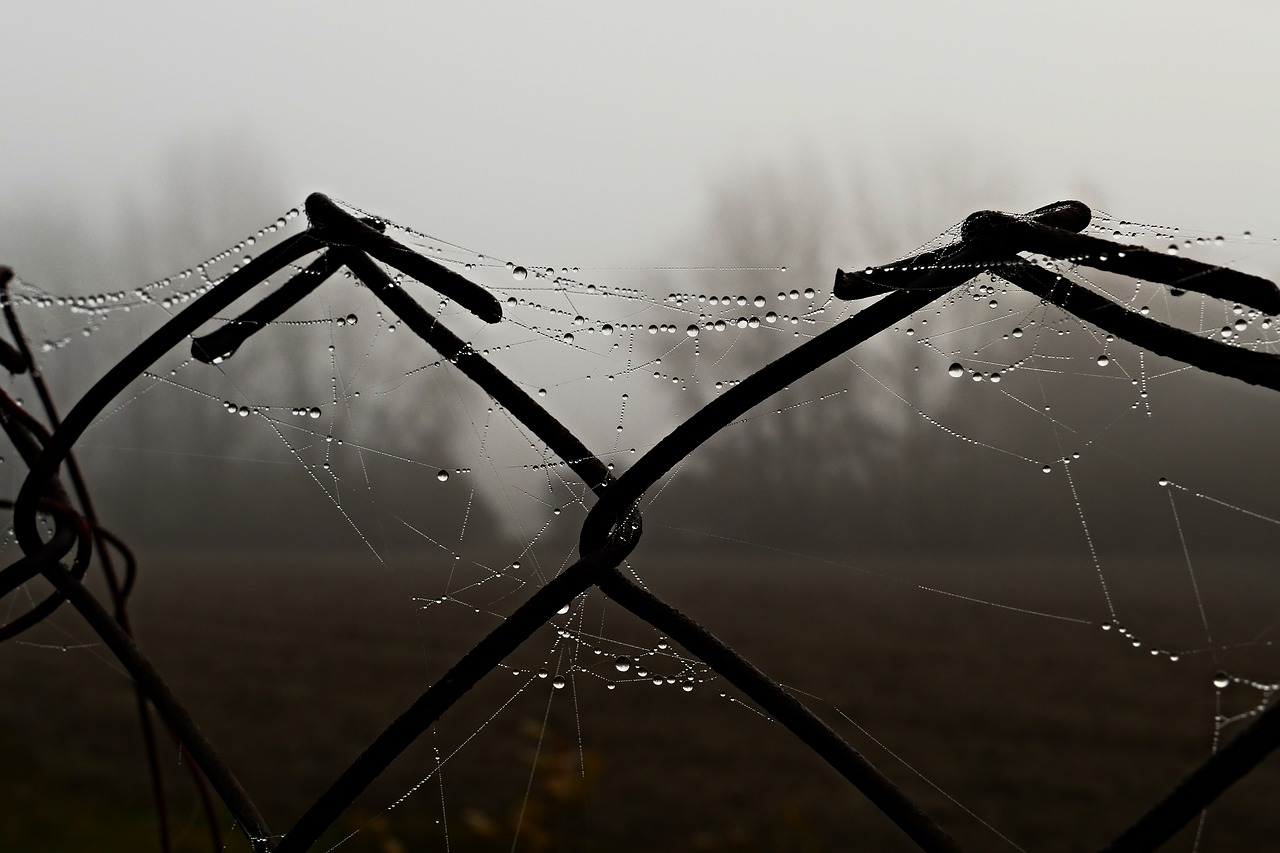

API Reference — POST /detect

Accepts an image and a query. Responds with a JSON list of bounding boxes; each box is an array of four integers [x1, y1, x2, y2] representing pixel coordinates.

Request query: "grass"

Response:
[[1, 548, 1277, 851]]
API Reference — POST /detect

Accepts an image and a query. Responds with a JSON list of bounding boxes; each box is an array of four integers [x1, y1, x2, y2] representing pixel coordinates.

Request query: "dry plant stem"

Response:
[[37, 550, 272, 850], [595, 567, 963, 853], [7, 235, 319, 851], [275, 534, 640, 853], [3, 276, 190, 852], [1101, 698, 1280, 852], [992, 262, 1280, 392]]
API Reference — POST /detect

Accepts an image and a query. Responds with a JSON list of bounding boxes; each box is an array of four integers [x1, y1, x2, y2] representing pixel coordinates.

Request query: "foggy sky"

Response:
[[3, 2, 1279, 558], [5, 2, 1280, 276]]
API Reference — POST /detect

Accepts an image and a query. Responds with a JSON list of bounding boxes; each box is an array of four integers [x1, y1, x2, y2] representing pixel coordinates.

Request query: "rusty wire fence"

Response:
[[2, 194, 1279, 852]]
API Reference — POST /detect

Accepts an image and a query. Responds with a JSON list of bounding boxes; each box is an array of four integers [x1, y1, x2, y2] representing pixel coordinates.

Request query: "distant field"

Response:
[[2, 549, 1277, 852]]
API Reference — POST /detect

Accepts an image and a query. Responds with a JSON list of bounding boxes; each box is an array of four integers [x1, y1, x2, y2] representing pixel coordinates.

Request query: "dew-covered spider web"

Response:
[[2, 196, 1279, 852]]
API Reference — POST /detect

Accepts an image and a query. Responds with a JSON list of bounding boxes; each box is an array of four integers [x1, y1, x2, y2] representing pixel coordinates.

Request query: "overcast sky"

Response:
[[4, 2, 1279, 274]]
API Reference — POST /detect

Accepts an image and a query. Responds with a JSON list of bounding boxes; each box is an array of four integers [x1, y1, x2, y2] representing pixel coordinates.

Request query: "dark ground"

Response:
[[2, 548, 1277, 852]]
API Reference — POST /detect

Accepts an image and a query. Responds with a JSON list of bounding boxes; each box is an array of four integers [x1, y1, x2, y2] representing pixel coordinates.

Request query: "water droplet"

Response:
[[1042, 465, 1052, 474], [1097, 354, 1110, 367], [1220, 326, 1233, 338], [552, 675, 566, 689], [1166, 244, 1179, 255], [308, 407, 322, 419], [753, 295, 766, 307], [1234, 319, 1247, 332], [556, 603, 570, 614], [682, 683, 694, 693], [803, 288, 815, 299], [989, 372, 1001, 383], [437, 470, 450, 482], [686, 325, 699, 338], [537, 668, 549, 679], [538, 388, 547, 397], [512, 266, 528, 281], [1213, 671, 1230, 689], [1158, 477, 1169, 487], [948, 363, 964, 378], [765, 312, 777, 323], [345, 313, 358, 326], [563, 332, 574, 343], [613, 656, 632, 672]]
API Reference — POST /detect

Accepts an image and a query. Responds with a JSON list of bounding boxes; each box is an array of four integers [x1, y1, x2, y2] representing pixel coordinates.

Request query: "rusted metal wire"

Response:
[[2, 194, 1278, 853]]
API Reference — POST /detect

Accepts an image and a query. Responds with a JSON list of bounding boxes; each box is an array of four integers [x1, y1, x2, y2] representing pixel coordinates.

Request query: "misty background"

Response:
[[1, 3, 1278, 561]]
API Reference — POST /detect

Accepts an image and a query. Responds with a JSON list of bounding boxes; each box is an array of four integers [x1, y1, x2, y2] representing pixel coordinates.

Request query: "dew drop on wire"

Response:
[[537, 668, 548, 679], [437, 470, 450, 482], [556, 603, 570, 614], [948, 363, 964, 378], [345, 314, 357, 326], [601, 324, 614, 336], [1012, 327, 1023, 338], [1097, 355, 1110, 367], [1158, 477, 1169, 486], [753, 295, 766, 307], [686, 325, 699, 337], [308, 407, 321, 419], [614, 656, 631, 672], [512, 266, 528, 281], [552, 675, 566, 689], [1214, 671, 1230, 689]]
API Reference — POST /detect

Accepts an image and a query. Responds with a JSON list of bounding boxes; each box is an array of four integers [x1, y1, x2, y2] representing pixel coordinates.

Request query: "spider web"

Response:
[[2, 198, 1279, 852]]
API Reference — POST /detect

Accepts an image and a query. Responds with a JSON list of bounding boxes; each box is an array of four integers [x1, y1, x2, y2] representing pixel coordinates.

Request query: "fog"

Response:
[[1, 4, 1278, 559]]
